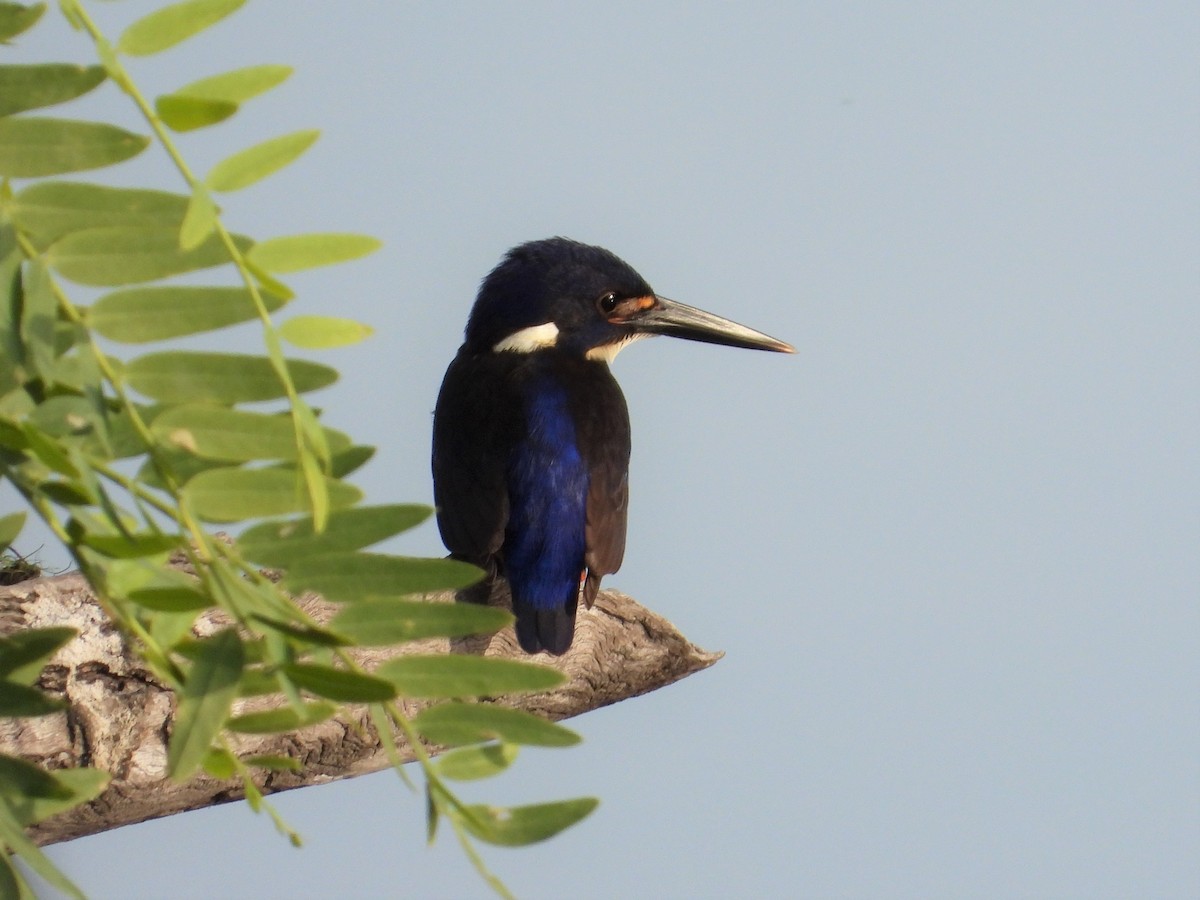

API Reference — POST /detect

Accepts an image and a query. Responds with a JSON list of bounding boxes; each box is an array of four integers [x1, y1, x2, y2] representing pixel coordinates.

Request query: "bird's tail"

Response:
[[513, 594, 576, 656]]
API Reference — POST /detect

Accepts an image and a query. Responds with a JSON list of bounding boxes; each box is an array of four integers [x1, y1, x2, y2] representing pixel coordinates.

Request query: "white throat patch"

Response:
[[586, 333, 646, 363], [492, 322, 560, 353]]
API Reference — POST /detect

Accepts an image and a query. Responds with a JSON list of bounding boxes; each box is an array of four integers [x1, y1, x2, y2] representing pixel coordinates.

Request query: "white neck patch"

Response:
[[586, 333, 646, 363], [492, 322, 560, 353]]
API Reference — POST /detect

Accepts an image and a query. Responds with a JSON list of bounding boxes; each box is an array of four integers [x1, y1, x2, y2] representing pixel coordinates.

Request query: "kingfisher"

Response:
[[432, 238, 793, 655]]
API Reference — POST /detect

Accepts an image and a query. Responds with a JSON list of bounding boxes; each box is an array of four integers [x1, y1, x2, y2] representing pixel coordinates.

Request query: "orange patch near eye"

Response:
[[606, 295, 658, 324], [608, 295, 655, 322]]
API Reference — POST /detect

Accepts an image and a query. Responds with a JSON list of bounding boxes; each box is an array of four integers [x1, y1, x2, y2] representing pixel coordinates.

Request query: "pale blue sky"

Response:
[[8, 2, 1198, 897]]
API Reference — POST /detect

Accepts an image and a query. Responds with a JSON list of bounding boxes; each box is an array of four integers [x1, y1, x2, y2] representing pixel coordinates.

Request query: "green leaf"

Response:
[[43, 346, 102, 394], [118, 0, 246, 56], [283, 552, 481, 603], [79, 531, 180, 559], [95, 563, 181, 628], [201, 747, 236, 779], [11, 182, 189, 249], [8, 767, 109, 827], [436, 743, 518, 782], [248, 233, 381, 273], [0, 64, 105, 117], [238, 503, 431, 568], [19, 258, 56, 379], [226, 700, 334, 734], [375, 655, 566, 699], [155, 93, 237, 132], [45, 226, 251, 287], [89, 285, 285, 343], [294, 399, 329, 465], [0, 627, 75, 682], [26, 395, 98, 441], [0, 798, 84, 899], [174, 633, 264, 667], [425, 782, 439, 844], [0, 511, 24, 551], [0, 3, 45, 42], [248, 616, 347, 648], [237, 668, 282, 697], [0, 416, 29, 451], [148, 610, 202, 651], [134, 446, 226, 491], [0, 754, 72, 800], [0, 117, 148, 177], [245, 258, 293, 301], [177, 64, 292, 103], [126, 585, 212, 613], [330, 599, 511, 646], [104, 555, 197, 601], [167, 627, 243, 780], [329, 443, 374, 478], [0, 681, 65, 716], [0, 853, 18, 900], [299, 449, 328, 534], [96, 402, 158, 459], [38, 478, 95, 507], [125, 351, 337, 403], [459, 797, 599, 847], [282, 663, 395, 703], [243, 754, 300, 772], [206, 129, 318, 193], [279, 315, 373, 349], [413, 702, 581, 748], [0, 224, 23, 393], [151, 405, 349, 462], [22, 422, 79, 476], [178, 184, 218, 248], [184, 467, 361, 523]]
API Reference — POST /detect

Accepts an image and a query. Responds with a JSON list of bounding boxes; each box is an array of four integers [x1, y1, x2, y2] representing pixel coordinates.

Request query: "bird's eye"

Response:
[[597, 292, 620, 315]]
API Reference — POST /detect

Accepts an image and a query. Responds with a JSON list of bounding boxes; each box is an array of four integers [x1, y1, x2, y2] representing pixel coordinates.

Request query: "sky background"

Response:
[[6, 2, 1198, 898]]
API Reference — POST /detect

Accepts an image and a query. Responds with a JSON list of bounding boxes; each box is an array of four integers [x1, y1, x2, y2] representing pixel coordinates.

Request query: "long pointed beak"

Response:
[[633, 295, 795, 353]]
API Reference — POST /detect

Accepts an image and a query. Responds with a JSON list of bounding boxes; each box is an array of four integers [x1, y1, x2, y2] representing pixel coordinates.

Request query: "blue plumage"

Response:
[[433, 238, 792, 654], [504, 374, 588, 651]]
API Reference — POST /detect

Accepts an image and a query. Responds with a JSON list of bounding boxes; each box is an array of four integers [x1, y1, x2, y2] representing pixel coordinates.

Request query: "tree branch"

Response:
[[0, 572, 720, 846]]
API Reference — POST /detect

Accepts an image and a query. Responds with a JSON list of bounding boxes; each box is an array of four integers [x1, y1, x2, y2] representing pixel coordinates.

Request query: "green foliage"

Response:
[[176, 64, 292, 104], [330, 597, 513, 645], [124, 351, 337, 402], [413, 702, 582, 749], [0, 2, 595, 896], [279, 315, 373, 349], [89, 286, 288, 343], [205, 129, 318, 192], [377, 655, 567, 699], [0, 117, 148, 177], [282, 551, 481, 601], [166, 628, 244, 780], [248, 232, 382, 273], [460, 798, 600, 847], [116, 0, 245, 57], [0, 64, 106, 118], [0, 510, 25, 549], [238, 503, 430, 567]]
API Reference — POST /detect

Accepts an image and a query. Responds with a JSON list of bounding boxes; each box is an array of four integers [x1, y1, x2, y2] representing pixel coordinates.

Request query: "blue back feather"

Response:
[[505, 373, 588, 610]]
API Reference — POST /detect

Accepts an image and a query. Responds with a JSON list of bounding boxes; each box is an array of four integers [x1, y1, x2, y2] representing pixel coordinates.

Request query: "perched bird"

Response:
[[433, 238, 793, 655]]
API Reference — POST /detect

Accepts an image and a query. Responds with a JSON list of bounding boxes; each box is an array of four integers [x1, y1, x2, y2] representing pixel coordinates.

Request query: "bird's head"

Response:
[[464, 238, 794, 361]]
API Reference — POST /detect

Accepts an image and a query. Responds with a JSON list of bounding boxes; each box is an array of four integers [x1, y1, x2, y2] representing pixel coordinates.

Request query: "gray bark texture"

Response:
[[0, 572, 720, 846]]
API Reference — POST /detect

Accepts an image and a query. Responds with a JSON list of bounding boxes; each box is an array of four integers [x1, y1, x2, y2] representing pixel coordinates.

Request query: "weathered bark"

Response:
[[0, 572, 720, 846]]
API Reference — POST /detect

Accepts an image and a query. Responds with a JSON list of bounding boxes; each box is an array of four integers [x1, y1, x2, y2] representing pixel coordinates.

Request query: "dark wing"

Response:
[[432, 350, 520, 571], [575, 364, 631, 607]]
